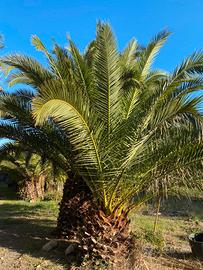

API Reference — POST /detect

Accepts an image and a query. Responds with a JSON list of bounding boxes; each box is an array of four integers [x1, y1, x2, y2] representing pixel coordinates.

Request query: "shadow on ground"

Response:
[[0, 201, 71, 269], [165, 250, 193, 260]]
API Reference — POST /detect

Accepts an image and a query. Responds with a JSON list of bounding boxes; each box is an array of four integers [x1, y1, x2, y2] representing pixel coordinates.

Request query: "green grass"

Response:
[[130, 195, 203, 254], [0, 199, 58, 237], [0, 199, 58, 214]]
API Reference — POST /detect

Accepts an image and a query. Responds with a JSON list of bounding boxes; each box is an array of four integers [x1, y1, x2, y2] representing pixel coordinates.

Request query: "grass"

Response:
[[129, 196, 203, 269], [0, 187, 203, 269]]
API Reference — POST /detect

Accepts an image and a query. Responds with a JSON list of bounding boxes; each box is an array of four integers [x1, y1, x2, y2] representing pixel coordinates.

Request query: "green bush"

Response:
[[43, 191, 63, 202]]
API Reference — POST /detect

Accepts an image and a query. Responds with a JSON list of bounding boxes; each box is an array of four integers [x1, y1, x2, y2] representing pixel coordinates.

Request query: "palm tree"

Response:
[[1, 23, 203, 262], [0, 89, 69, 200], [0, 143, 66, 201], [0, 146, 45, 200]]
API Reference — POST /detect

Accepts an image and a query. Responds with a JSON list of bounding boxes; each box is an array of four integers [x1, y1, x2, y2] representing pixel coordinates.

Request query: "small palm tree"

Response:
[[0, 90, 69, 200], [0, 143, 66, 201], [1, 23, 203, 262], [0, 147, 45, 200]]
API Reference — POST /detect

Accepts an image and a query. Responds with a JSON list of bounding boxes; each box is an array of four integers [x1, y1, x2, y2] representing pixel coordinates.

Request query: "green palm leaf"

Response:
[[93, 22, 122, 134]]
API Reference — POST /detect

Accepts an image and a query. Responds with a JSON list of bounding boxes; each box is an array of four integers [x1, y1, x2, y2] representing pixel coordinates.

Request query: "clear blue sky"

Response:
[[0, 0, 203, 72]]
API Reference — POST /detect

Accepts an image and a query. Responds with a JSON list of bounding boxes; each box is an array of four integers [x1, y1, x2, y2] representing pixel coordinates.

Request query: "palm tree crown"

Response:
[[1, 22, 203, 215]]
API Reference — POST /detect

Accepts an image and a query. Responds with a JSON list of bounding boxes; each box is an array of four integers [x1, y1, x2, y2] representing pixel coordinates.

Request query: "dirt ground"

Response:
[[0, 193, 203, 269], [0, 199, 68, 270]]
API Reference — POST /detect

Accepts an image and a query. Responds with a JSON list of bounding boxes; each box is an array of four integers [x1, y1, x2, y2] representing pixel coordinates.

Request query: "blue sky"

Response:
[[0, 0, 203, 72]]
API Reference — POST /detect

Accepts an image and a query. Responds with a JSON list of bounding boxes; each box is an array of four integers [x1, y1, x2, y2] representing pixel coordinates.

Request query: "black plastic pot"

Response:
[[188, 232, 203, 260]]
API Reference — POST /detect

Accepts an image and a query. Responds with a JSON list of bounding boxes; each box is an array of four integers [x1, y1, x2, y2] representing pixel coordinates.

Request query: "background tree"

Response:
[[0, 143, 66, 201], [0, 89, 69, 200]]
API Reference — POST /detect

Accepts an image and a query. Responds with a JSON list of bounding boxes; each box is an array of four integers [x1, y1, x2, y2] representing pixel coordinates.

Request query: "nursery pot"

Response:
[[188, 232, 203, 260]]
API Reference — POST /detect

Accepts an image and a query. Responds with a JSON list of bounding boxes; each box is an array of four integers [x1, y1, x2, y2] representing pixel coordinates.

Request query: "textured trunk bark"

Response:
[[33, 174, 45, 200], [56, 175, 133, 266], [18, 174, 45, 201], [56, 174, 92, 238]]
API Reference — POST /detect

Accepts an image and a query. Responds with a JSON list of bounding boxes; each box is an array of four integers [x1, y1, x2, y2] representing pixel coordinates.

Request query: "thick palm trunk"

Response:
[[56, 174, 92, 238], [56, 176, 133, 265], [18, 174, 45, 201]]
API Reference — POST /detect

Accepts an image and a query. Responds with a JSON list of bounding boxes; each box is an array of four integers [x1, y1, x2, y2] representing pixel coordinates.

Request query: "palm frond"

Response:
[[120, 39, 137, 70], [1, 54, 53, 87], [69, 38, 93, 98], [139, 30, 170, 80], [93, 22, 122, 134]]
